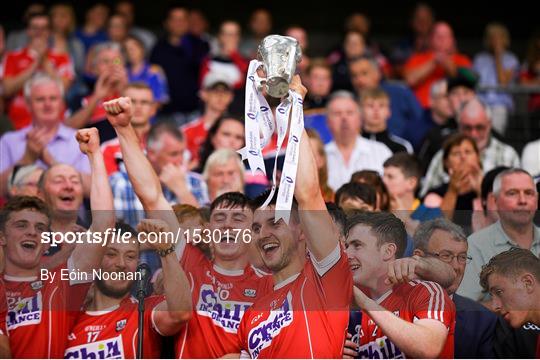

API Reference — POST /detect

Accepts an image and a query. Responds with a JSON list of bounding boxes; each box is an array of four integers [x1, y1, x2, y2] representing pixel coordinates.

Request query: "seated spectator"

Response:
[[421, 97, 520, 196], [74, 3, 110, 53], [519, 30, 540, 112], [383, 153, 442, 235], [413, 218, 497, 359], [188, 9, 214, 53], [458, 168, 540, 303], [2, 11, 75, 130], [203, 149, 245, 202], [101, 82, 155, 175], [150, 5, 209, 125], [471, 166, 510, 233], [404, 21, 472, 108], [349, 55, 423, 141], [303, 58, 333, 144], [390, 3, 435, 78], [324, 91, 392, 191], [239, 8, 272, 59], [5, 3, 47, 51], [423, 133, 483, 230], [66, 41, 127, 142], [285, 25, 310, 78], [6, 164, 43, 197], [124, 34, 169, 106], [474, 23, 519, 135], [110, 120, 208, 227], [115, 0, 157, 53], [351, 169, 391, 211], [0, 74, 90, 198], [106, 13, 129, 45], [334, 181, 377, 212], [522, 138, 540, 177], [182, 73, 234, 168], [306, 129, 334, 202], [360, 88, 414, 154]]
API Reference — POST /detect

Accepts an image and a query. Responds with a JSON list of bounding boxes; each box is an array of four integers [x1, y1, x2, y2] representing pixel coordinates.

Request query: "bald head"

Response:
[[458, 98, 492, 151], [431, 21, 455, 53]]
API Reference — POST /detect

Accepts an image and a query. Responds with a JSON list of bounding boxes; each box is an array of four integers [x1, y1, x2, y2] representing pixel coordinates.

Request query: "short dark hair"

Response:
[[115, 221, 137, 238], [250, 188, 299, 223], [210, 192, 252, 214], [0, 196, 50, 231], [345, 211, 407, 259], [326, 202, 347, 236], [480, 248, 540, 292], [350, 170, 390, 211], [335, 182, 376, 208], [383, 153, 422, 181]]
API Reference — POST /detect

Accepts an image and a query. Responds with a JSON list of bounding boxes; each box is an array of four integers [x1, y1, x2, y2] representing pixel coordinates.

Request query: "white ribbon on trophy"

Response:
[[237, 35, 302, 223]]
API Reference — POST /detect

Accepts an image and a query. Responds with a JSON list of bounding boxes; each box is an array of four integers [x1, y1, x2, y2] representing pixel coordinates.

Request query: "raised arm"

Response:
[[386, 255, 456, 289], [71, 128, 115, 273], [290, 75, 339, 261], [137, 219, 192, 336]]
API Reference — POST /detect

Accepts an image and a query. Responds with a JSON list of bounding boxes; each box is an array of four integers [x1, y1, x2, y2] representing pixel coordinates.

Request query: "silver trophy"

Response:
[[257, 35, 302, 98]]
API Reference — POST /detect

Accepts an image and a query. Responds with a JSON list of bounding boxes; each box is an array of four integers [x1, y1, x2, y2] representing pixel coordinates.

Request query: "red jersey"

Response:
[[101, 137, 147, 176], [182, 118, 209, 163], [0, 282, 6, 335], [238, 246, 352, 358], [64, 296, 164, 359], [175, 244, 273, 358], [354, 280, 455, 359], [82, 93, 120, 124], [404, 51, 471, 108], [1, 47, 74, 129], [1, 262, 91, 358]]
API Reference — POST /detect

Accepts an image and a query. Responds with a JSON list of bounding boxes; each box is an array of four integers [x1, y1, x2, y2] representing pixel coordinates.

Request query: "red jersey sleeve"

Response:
[[179, 243, 209, 270], [409, 281, 454, 328], [2, 52, 20, 77], [146, 295, 167, 335], [0, 285, 7, 335]]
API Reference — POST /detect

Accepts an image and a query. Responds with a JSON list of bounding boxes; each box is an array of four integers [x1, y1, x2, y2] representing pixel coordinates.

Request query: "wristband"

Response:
[[157, 244, 176, 257]]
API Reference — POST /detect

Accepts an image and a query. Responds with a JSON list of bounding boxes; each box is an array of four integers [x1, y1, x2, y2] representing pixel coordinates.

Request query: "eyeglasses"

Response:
[[460, 124, 488, 133], [425, 251, 472, 264]]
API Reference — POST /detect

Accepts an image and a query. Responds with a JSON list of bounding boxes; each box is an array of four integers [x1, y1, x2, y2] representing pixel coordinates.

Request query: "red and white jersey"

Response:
[[175, 244, 273, 358], [238, 245, 352, 358], [181, 117, 208, 163], [100, 137, 147, 176], [64, 296, 164, 359], [0, 282, 7, 335], [0, 260, 91, 358], [354, 280, 455, 359], [1, 47, 74, 129], [81, 93, 120, 124]]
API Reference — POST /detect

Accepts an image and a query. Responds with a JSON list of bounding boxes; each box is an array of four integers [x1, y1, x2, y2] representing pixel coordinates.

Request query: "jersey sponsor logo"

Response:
[[6, 292, 42, 330], [196, 284, 252, 334], [523, 323, 540, 331], [247, 292, 294, 358], [244, 289, 257, 298], [64, 335, 125, 359], [116, 319, 127, 332], [358, 335, 404, 359]]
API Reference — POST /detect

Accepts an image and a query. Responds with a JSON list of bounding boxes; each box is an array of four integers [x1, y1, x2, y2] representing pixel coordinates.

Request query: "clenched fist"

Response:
[[137, 218, 175, 252], [76, 127, 100, 155], [103, 97, 132, 128]]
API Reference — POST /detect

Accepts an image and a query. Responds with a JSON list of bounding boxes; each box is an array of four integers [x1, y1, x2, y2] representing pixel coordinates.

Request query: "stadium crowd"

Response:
[[0, 1, 539, 358]]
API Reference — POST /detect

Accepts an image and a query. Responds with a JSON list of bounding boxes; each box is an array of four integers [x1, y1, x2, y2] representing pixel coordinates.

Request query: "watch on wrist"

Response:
[[157, 244, 176, 257]]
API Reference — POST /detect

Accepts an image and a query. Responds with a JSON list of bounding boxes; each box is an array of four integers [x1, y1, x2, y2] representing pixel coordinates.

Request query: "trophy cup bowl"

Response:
[[257, 35, 302, 98]]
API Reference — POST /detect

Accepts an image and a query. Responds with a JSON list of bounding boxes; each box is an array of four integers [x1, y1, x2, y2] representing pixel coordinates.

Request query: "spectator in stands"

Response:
[[303, 59, 333, 144], [334, 182, 377, 212], [519, 30, 540, 112], [458, 168, 540, 302], [66, 42, 127, 142], [415, 79, 455, 168], [285, 25, 310, 78], [6, 165, 43, 198], [348, 55, 423, 141], [471, 166, 509, 233], [383, 153, 442, 235], [150, 5, 209, 125], [404, 21, 471, 108], [124, 34, 169, 106], [522, 138, 540, 177], [182, 73, 234, 167], [351, 170, 391, 211], [423, 133, 483, 231], [109, 119, 208, 227], [391, 3, 435, 78], [203, 149, 245, 202], [306, 129, 334, 202], [5, 3, 46, 51], [360, 88, 414, 154], [0, 74, 90, 198], [101, 82, 156, 175], [74, 3, 110, 53], [115, 0, 157, 53], [421, 97, 520, 196], [413, 218, 497, 359], [189, 9, 214, 52], [107, 13, 129, 45], [239, 8, 272, 59], [324, 91, 392, 191], [2, 12, 75, 130], [196, 116, 244, 173], [474, 23, 519, 135]]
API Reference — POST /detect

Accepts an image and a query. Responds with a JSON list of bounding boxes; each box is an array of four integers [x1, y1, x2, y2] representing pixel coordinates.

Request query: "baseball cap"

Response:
[[447, 67, 479, 92], [202, 71, 234, 90]]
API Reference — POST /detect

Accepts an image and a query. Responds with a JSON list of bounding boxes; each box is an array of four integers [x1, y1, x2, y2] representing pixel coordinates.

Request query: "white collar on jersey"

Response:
[[212, 264, 245, 276], [274, 272, 300, 290], [86, 304, 121, 316], [375, 288, 393, 304], [4, 274, 38, 282]]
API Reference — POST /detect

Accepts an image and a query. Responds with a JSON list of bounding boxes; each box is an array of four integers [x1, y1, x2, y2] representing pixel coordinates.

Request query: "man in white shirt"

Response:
[[324, 90, 392, 191]]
